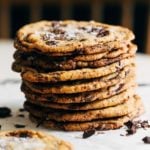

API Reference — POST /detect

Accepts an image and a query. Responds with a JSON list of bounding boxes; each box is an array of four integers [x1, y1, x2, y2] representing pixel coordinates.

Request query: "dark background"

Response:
[[0, 0, 149, 53]]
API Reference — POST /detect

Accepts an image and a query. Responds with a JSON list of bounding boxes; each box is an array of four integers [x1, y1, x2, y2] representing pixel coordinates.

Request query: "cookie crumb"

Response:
[[0, 107, 11, 118], [142, 136, 150, 144], [14, 124, 26, 128], [83, 129, 95, 139]]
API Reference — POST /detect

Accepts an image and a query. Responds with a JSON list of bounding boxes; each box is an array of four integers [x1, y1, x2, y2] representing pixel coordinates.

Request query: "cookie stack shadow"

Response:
[[12, 20, 144, 131]]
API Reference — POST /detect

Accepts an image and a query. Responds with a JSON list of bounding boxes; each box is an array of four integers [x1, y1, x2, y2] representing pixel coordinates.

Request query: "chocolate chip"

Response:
[[51, 21, 60, 28], [0, 107, 11, 118], [115, 84, 124, 92], [96, 29, 109, 37], [142, 136, 150, 144], [125, 121, 137, 135], [91, 27, 100, 32], [19, 132, 30, 138], [125, 120, 133, 129], [14, 124, 26, 128], [79, 39, 87, 42], [41, 33, 51, 41], [17, 114, 25, 118], [126, 126, 137, 135], [141, 120, 150, 128], [46, 41, 57, 45], [0, 125, 1, 130], [83, 129, 96, 139]]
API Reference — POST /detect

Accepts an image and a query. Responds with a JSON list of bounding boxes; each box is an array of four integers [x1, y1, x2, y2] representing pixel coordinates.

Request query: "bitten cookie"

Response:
[[0, 130, 72, 150]]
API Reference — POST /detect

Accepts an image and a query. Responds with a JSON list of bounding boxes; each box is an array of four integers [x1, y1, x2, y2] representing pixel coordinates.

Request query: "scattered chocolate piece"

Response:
[[0, 107, 11, 118], [126, 126, 137, 135], [124, 120, 150, 136], [120, 134, 125, 136], [17, 114, 25, 118], [142, 136, 150, 144], [82, 129, 95, 139], [0, 125, 1, 130], [19, 108, 26, 112], [141, 120, 150, 129], [14, 124, 26, 128], [125, 121, 137, 136], [125, 120, 134, 129]]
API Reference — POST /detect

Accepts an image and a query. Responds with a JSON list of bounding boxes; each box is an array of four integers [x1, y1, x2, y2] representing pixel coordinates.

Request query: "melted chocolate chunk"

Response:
[[0, 107, 11, 118], [96, 29, 109, 37], [41, 33, 51, 41], [142, 136, 150, 144], [14, 124, 26, 128], [19, 132, 30, 138], [79, 38, 87, 42], [45, 41, 57, 45], [83, 129, 96, 139]]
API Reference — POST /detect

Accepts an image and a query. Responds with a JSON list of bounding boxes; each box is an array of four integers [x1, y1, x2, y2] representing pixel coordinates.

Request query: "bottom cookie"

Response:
[[0, 130, 72, 150], [28, 95, 144, 131]]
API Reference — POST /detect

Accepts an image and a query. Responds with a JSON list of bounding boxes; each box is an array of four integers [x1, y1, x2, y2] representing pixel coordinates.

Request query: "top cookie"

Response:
[[16, 20, 134, 53]]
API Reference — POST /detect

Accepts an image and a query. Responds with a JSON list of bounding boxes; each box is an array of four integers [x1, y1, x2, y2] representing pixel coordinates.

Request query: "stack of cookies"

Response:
[[12, 20, 144, 131]]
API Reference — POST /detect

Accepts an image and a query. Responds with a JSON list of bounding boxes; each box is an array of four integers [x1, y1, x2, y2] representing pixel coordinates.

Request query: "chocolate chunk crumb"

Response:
[[120, 134, 125, 136], [141, 120, 150, 129], [19, 132, 30, 138], [125, 120, 133, 129], [83, 129, 95, 139], [14, 124, 26, 128], [17, 114, 25, 118], [124, 120, 150, 136], [142, 136, 150, 144], [126, 126, 137, 135], [19, 108, 26, 112], [0, 107, 11, 118], [125, 121, 137, 135]]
